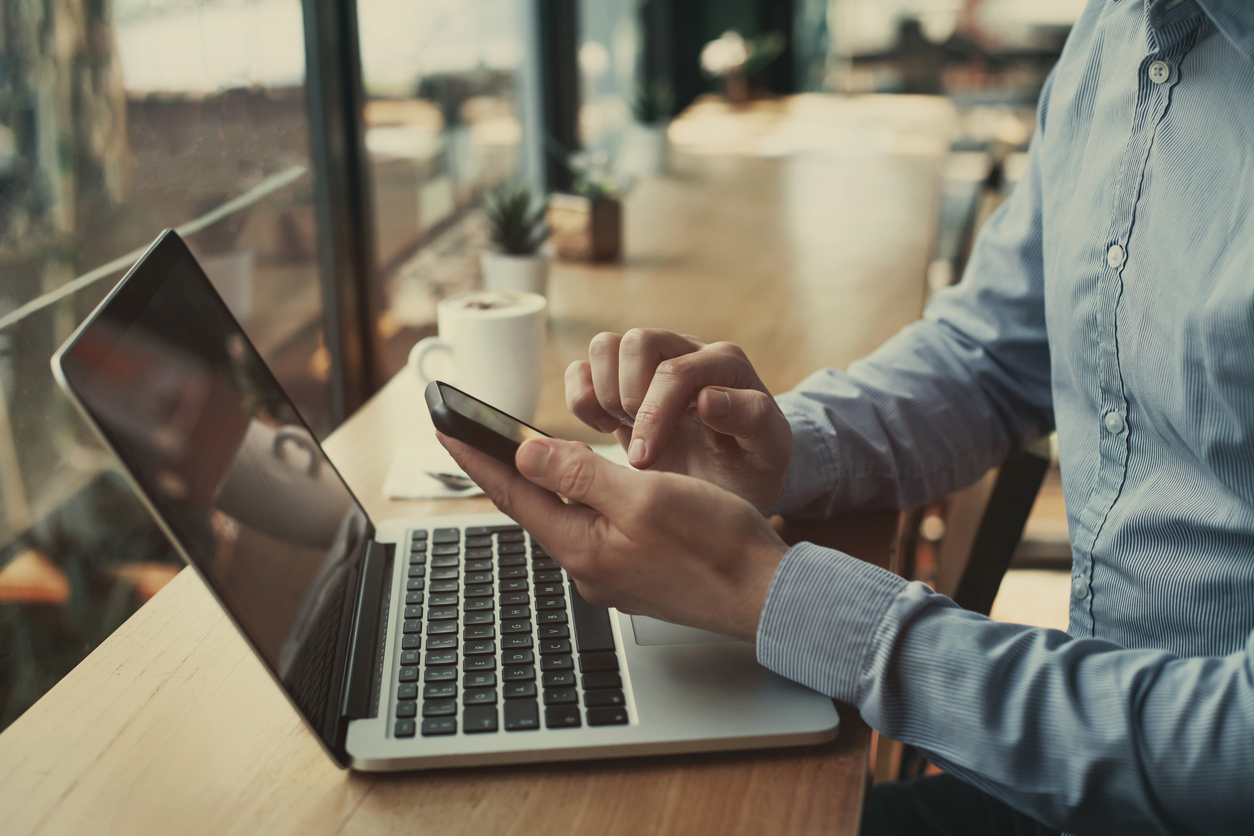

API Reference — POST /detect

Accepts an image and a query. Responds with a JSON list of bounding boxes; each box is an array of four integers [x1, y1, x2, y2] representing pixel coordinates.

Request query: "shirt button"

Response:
[[1073, 576, 1089, 600], [1106, 244, 1125, 268], [1104, 411, 1125, 434], [1148, 61, 1170, 84]]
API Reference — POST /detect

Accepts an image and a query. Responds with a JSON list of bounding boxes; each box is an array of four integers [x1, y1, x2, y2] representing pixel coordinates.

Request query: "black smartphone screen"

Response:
[[427, 381, 552, 467], [440, 383, 547, 444]]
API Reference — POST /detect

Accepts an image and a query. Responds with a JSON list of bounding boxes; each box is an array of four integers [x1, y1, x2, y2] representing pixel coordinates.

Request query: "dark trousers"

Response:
[[860, 774, 1061, 836]]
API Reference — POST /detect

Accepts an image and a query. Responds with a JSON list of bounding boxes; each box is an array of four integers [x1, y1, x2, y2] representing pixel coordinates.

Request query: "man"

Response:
[[442, 2, 1254, 833]]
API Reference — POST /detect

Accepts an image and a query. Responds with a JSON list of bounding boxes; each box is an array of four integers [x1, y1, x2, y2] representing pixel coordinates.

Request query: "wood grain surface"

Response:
[[0, 126, 940, 836]]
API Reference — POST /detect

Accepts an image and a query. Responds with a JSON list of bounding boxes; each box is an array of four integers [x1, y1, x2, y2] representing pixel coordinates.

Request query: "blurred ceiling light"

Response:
[[700, 31, 749, 76], [579, 41, 611, 77]]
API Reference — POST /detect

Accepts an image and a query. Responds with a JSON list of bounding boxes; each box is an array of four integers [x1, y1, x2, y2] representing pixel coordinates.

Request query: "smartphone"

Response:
[[424, 380, 551, 468]]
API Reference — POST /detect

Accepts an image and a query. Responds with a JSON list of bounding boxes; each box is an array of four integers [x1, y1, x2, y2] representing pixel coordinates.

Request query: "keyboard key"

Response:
[[465, 536, 493, 548], [464, 611, 494, 625], [537, 611, 568, 625], [411, 529, 429, 542], [406, 578, 425, 591], [503, 682, 538, 699], [541, 655, 573, 672], [408, 552, 426, 565], [543, 687, 578, 705], [464, 688, 497, 705], [464, 526, 493, 537], [584, 690, 625, 708], [464, 625, 495, 639], [501, 620, 531, 634], [498, 554, 527, 567], [501, 606, 531, 620], [405, 592, 423, 605], [396, 700, 417, 718], [432, 528, 460, 544], [395, 719, 416, 737], [532, 558, 560, 571], [502, 665, 536, 682], [465, 571, 493, 585], [400, 649, 421, 666], [542, 670, 575, 688], [537, 624, 570, 639], [534, 583, 564, 597], [464, 598, 493, 612], [407, 566, 425, 578], [464, 583, 494, 598], [545, 705, 581, 728], [425, 651, 456, 666], [423, 699, 456, 716], [540, 639, 571, 655], [426, 621, 457, 635], [405, 605, 425, 618], [402, 619, 423, 634], [429, 607, 458, 621], [534, 570, 563, 583], [464, 640, 496, 655], [428, 594, 457, 608], [582, 672, 622, 690], [570, 585, 616, 652], [397, 683, 418, 700], [431, 567, 459, 580], [492, 525, 523, 534], [426, 636, 457, 650], [398, 666, 418, 682], [498, 531, 525, 543], [465, 558, 493, 572], [501, 579, 529, 592], [401, 635, 421, 649], [502, 649, 534, 665], [498, 542, 526, 555], [504, 699, 540, 731], [536, 597, 566, 610], [579, 652, 619, 673], [464, 672, 497, 688], [500, 567, 527, 579], [502, 635, 533, 649], [430, 579, 459, 593], [431, 543, 461, 556], [465, 549, 494, 560], [424, 667, 456, 682], [421, 717, 456, 736], [464, 655, 497, 672], [587, 707, 629, 726], [430, 555, 459, 568], [464, 705, 498, 733], [500, 592, 530, 605], [424, 682, 456, 699]]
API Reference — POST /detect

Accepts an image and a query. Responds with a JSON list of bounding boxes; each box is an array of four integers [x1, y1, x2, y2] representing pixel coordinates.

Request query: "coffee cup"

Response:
[[409, 291, 547, 422]]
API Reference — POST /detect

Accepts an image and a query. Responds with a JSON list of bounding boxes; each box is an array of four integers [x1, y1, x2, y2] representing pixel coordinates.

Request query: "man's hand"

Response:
[[565, 329, 793, 509], [438, 433, 789, 640]]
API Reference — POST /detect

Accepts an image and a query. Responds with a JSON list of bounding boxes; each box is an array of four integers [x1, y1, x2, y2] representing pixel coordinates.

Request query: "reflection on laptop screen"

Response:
[[58, 237, 368, 743]]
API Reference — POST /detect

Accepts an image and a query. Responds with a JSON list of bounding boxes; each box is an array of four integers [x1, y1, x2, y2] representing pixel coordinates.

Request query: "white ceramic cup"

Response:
[[409, 291, 547, 422]]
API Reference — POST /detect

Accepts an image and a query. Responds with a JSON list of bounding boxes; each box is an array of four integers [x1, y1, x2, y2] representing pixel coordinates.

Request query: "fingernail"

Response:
[[594, 416, 620, 434], [516, 440, 551, 478], [708, 389, 731, 420], [628, 437, 646, 465]]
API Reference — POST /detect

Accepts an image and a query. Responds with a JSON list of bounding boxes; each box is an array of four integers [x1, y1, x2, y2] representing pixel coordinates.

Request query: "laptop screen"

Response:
[[56, 232, 369, 752]]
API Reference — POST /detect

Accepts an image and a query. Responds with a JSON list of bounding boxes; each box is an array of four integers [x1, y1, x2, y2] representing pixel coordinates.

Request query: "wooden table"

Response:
[[0, 112, 943, 835]]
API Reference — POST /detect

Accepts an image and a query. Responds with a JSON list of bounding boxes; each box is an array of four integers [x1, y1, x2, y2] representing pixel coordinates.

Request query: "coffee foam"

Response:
[[442, 291, 546, 316]]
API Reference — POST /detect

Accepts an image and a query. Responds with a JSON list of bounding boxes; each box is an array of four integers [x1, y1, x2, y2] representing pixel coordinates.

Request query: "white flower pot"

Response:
[[480, 251, 550, 296], [624, 122, 669, 177]]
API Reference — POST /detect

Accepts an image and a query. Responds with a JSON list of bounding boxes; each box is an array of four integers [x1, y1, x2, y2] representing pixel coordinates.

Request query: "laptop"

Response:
[[51, 230, 839, 770]]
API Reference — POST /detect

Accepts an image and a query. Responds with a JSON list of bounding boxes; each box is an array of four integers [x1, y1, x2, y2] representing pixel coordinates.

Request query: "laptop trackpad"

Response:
[[630, 615, 739, 646]]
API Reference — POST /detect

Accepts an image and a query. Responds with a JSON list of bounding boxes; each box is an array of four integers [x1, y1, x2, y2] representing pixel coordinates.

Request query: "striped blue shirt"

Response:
[[756, 2, 1254, 833]]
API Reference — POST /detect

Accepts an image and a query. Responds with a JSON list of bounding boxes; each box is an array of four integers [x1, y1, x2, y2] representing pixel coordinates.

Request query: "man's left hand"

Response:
[[438, 434, 789, 641]]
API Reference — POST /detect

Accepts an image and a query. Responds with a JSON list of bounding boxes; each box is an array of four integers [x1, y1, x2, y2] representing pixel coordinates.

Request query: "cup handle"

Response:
[[410, 337, 453, 386]]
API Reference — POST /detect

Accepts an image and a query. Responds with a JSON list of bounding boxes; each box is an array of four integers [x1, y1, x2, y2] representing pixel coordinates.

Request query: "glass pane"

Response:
[[0, 0, 328, 731], [356, 0, 533, 377], [579, 0, 642, 158]]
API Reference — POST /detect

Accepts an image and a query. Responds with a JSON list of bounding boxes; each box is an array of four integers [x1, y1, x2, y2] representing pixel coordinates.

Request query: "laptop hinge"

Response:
[[341, 539, 393, 719]]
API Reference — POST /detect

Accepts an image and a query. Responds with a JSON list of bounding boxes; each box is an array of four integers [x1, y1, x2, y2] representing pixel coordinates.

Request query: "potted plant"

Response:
[[623, 81, 673, 177], [547, 146, 623, 262], [480, 182, 550, 295]]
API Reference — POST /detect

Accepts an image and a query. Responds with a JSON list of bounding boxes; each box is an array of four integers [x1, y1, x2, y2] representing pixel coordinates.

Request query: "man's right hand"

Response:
[[564, 328, 793, 509]]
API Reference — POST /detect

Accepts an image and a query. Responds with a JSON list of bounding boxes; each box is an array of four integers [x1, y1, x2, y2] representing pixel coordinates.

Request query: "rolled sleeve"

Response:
[[755, 541, 908, 702]]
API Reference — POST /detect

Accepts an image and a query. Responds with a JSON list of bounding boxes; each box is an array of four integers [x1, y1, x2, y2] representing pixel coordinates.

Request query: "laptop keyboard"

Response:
[[392, 525, 630, 738]]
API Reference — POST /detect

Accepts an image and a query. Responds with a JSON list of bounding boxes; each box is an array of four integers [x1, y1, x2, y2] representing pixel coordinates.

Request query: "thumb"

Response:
[[516, 438, 631, 510], [696, 387, 789, 455]]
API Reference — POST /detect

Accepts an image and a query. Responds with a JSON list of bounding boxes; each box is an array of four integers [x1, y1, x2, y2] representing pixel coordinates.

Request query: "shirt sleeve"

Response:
[[762, 81, 1057, 518], [757, 543, 1254, 835]]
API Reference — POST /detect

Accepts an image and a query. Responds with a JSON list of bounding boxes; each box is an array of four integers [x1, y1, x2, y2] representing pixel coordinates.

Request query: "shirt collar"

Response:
[[1191, 0, 1254, 60]]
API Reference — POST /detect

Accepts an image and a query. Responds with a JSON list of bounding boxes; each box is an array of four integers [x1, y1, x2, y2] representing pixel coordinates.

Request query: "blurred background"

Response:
[[0, 0, 1081, 732]]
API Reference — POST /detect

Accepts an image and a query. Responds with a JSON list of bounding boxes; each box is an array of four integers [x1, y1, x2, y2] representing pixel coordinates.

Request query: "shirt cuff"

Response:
[[759, 401, 836, 515], [756, 542, 908, 703]]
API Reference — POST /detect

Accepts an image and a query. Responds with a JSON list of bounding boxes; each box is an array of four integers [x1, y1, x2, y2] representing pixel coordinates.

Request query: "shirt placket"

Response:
[[1069, 4, 1200, 636]]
